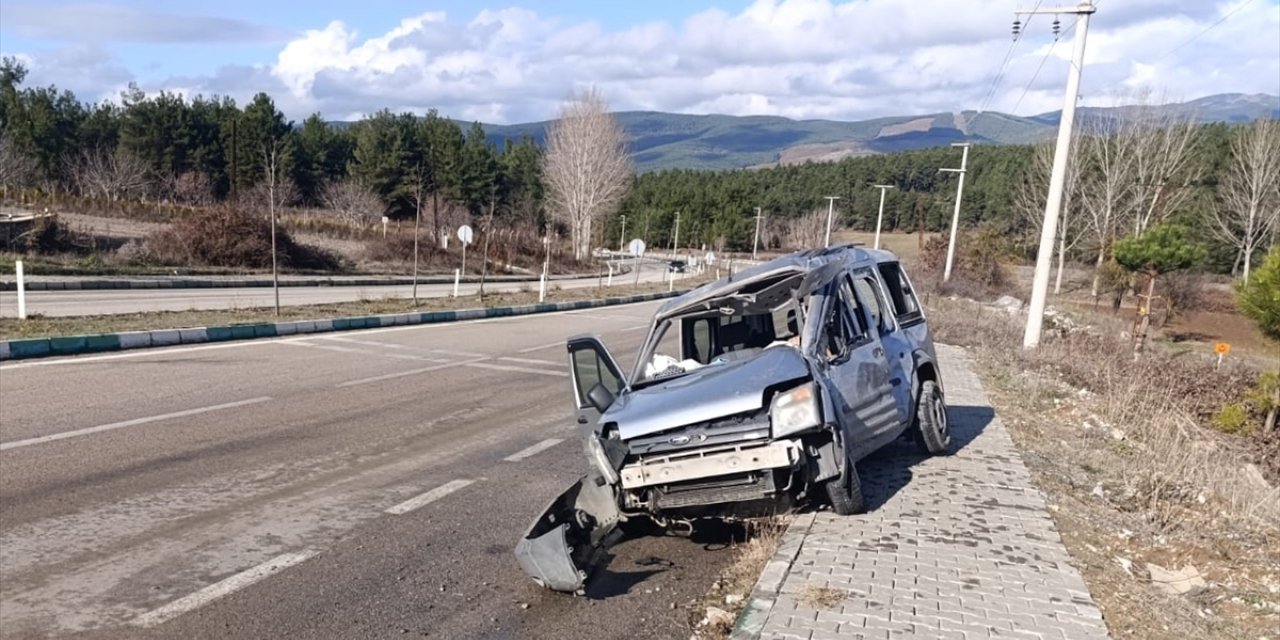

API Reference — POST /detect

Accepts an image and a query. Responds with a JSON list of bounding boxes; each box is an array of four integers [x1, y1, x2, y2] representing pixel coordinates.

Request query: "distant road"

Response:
[[0, 260, 680, 317]]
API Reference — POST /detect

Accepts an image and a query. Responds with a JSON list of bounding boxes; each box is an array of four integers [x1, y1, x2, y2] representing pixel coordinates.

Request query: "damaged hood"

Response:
[[604, 347, 811, 441]]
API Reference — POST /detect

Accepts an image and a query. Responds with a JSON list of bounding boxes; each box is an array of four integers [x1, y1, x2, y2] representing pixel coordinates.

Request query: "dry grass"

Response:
[[797, 584, 848, 610], [926, 295, 1280, 639], [690, 515, 791, 639]]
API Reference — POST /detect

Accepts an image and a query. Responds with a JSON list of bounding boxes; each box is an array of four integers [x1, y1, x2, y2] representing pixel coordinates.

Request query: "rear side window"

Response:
[[851, 272, 892, 335], [876, 262, 923, 324]]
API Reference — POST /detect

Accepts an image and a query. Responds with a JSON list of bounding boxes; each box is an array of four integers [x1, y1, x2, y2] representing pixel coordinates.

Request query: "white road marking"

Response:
[[320, 336, 486, 358], [130, 549, 318, 628], [335, 359, 485, 388], [567, 312, 642, 321], [384, 479, 476, 515], [0, 397, 273, 451], [504, 438, 564, 461], [517, 340, 564, 353], [286, 340, 450, 363], [463, 362, 569, 377], [497, 356, 560, 366], [623, 325, 649, 332]]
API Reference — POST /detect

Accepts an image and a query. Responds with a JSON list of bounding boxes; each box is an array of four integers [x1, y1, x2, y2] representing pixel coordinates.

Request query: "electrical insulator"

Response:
[[1052, 17, 1061, 39], [1012, 19, 1021, 39]]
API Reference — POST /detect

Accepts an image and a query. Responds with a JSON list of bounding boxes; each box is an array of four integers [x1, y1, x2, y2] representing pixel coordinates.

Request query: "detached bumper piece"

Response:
[[515, 474, 621, 593]]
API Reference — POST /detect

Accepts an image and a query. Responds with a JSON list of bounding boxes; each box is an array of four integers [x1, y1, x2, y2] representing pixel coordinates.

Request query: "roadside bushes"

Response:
[[919, 228, 1012, 300], [143, 207, 344, 271]]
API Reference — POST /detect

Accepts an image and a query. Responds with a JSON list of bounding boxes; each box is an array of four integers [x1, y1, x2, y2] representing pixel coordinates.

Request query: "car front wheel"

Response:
[[915, 379, 950, 455], [824, 452, 865, 515]]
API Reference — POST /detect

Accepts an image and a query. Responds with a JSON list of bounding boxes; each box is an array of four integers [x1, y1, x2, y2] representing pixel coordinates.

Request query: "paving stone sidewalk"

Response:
[[736, 344, 1110, 640]]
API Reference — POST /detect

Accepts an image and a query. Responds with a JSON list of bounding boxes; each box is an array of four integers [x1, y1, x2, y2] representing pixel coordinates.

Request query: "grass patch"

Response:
[[798, 584, 848, 610], [690, 516, 790, 639], [925, 294, 1279, 639], [0, 278, 711, 341]]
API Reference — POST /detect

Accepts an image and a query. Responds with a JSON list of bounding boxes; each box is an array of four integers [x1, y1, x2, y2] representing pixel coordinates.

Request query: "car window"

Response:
[[821, 279, 868, 360], [852, 272, 892, 335], [571, 347, 623, 408], [877, 262, 922, 320]]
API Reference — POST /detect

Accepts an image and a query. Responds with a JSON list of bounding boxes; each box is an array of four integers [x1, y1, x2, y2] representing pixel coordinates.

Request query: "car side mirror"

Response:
[[587, 383, 616, 413]]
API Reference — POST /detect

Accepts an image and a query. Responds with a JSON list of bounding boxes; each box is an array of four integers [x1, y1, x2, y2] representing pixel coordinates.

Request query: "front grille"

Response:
[[627, 412, 770, 457], [651, 471, 776, 509]]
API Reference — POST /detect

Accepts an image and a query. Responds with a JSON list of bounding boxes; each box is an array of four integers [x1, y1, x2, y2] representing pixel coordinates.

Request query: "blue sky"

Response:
[[2, 1, 1277, 123]]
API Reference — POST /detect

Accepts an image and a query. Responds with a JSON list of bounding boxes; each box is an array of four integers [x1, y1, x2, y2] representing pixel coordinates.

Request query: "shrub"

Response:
[[1237, 247, 1280, 342], [1213, 403, 1251, 434], [145, 207, 344, 271], [17, 215, 91, 255]]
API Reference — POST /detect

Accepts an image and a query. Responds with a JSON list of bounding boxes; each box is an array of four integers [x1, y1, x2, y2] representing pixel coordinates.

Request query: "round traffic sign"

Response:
[[457, 224, 474, 245], [628, 238, 646, 256]]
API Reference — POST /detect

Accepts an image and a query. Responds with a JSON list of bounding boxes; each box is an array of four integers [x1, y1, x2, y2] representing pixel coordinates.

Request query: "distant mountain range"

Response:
[[467, 92, 1279, 173]]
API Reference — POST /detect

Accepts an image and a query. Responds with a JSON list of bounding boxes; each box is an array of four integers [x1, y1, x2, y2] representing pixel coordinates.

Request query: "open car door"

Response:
[[515, 335, 628, 593]]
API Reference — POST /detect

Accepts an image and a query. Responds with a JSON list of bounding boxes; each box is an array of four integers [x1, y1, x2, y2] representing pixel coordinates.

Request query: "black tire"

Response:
[[915, 379, 950, 455], [824, 454, 865, 515]]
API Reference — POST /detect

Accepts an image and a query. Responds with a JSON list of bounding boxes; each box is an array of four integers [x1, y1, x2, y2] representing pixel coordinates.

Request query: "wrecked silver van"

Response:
[[516, 245, 948, 592]]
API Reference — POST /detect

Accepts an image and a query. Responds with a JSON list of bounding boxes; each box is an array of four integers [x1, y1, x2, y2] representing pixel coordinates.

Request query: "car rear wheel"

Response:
[[824, 453, 865, 515], [915, 379, 950, 455]]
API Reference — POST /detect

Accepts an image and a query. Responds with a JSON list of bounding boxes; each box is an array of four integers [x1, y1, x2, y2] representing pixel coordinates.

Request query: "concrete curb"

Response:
[[0, 290, 680, 362], [0, 269, 628, 291], [730, 511, 818, 640]]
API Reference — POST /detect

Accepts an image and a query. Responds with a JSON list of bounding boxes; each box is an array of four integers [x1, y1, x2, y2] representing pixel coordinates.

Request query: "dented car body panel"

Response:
[[516, 245, 948, 592]]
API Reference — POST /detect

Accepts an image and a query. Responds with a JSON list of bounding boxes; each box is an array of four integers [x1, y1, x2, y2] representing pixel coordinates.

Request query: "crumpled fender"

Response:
[[515, 474, 622, 593]]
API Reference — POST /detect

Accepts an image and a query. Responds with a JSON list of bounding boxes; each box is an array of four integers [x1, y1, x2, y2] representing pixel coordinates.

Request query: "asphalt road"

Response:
[[0, 260, 686, 317], [0, 299, 743, 639]]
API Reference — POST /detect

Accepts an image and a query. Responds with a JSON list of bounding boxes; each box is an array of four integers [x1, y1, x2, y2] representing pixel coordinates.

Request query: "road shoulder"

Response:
[[733, 344, 1111, 639]]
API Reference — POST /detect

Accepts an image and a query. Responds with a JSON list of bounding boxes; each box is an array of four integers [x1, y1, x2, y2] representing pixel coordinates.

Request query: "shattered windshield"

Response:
[[636, 273, 813, 386]]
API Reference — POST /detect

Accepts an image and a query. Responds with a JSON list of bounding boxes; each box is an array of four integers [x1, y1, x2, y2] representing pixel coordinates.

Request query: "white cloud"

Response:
[[5, 0, 1278, 123]]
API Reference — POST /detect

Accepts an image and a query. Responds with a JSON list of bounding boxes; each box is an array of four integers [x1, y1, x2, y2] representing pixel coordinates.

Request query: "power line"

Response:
[[977, 1, 1044, 114]]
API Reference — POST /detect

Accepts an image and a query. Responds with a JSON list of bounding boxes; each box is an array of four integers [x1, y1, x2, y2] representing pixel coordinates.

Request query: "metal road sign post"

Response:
[[629, 238, 646, 286], [457, 224, 474, 280]]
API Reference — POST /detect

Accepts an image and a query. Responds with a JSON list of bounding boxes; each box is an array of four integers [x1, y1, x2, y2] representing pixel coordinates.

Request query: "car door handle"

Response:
[[890, 377, 902, 387], [873, 347, 884, 358]]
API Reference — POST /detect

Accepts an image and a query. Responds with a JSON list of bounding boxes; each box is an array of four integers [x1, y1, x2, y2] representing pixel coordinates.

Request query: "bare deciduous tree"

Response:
[[784, 209, 828, 250], [163, 171, 215, 207], [543, 88, 632, 260], [0, 136, 37, 191], [1079, 115, 1137, 297], [1015, 139, 1087, 294], [67, 147, 150, 201], [1125, 90, 1201, 235], [321, 178, 383, 226], [1207, 118, 1280, 284]]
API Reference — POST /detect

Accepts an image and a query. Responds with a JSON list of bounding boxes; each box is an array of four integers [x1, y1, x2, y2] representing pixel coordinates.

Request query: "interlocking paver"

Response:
[[746, 345, 1110, 640]]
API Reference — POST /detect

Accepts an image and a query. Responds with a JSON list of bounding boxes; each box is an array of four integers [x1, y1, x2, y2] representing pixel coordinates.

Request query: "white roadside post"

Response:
[[823, 196, 841, 247], [1023, 1, 1097, 349], [15, 260, 27, 320], [539, 235, 550, 302], [607, 263, 614, 287], [456, 224, 473, 298], [752, 207, 763, 260], [872, 184, 895, 250], [940, 143, 971, 282], [628, 238, 646, 287]]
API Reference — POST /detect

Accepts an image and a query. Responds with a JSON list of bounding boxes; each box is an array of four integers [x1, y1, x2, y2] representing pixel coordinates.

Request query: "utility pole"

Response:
[[823, 196, 841, 247], [752, 206, 763, 259], [872, 185, 895, 250], [1023, 1, 1097, 349], [618, 214, 627, 252], [939, 142, 971, 282]]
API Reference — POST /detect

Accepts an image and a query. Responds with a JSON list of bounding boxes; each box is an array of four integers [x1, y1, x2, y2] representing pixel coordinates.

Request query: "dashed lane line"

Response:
[[497, 356, 560, 366], [503, 438, 564, 462], [130, 549, 319, 628], [286, 340, 451, 363], [464, 362, 568, 377], [517, 340, 564, 353], [0, 397, 274, 452], [335, 358, 489, 388], [384, 479, 477, 515]]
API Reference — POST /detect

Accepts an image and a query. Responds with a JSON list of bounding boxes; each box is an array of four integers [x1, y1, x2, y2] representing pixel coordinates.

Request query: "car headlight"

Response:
[[770, 382, 822, 438]]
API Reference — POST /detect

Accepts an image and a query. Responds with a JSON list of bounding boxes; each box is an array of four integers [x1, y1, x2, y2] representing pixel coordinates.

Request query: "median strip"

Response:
[[0, 290, 686, 362]]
